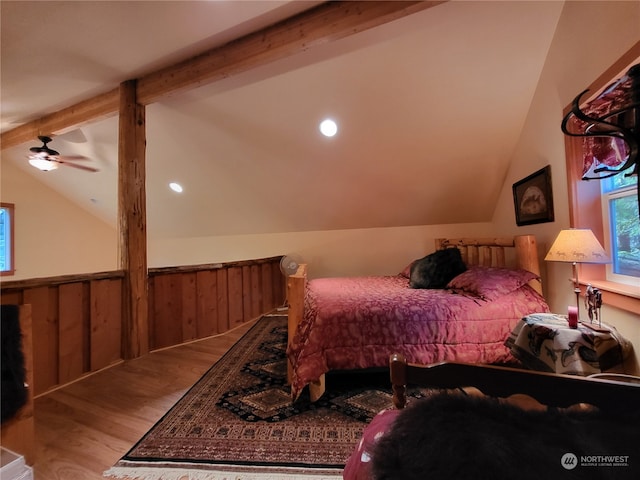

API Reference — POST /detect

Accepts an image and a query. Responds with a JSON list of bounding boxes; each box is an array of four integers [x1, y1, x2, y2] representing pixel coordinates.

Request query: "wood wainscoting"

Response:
[[148, 257, 284, 350], [0, 256, 285, 396]]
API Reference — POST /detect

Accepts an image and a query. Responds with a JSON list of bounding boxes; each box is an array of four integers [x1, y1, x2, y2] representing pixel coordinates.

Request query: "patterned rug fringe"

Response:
[[104, 465, 342, 480]]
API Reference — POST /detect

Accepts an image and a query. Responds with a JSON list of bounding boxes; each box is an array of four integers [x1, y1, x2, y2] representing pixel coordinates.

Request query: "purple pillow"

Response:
[[447, 266, 539, 301], [399, 261, 414, 278]]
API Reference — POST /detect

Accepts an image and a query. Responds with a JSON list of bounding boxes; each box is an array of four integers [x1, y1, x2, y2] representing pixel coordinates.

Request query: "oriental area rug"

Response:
[[105, 315, 423, 480]]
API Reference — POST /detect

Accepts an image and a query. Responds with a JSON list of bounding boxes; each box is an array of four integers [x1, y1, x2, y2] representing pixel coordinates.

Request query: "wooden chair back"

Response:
[[389, 354, 640, 412]]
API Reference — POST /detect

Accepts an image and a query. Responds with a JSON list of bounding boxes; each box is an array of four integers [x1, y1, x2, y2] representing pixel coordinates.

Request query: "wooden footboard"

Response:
[[287, 263, 307, 383], [389, 354, 640, 412], [286, 263, 326, 401]]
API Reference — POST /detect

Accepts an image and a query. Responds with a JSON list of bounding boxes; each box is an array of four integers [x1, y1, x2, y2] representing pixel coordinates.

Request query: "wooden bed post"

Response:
[[287, 264, 326, 401], [287, 264, 307, 384], [514, 235, 543, 296], [390, 353, 408, 409]]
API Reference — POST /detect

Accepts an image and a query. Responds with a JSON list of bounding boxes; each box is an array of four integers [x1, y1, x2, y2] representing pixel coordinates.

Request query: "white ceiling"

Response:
[[1, 0, 564, 239]]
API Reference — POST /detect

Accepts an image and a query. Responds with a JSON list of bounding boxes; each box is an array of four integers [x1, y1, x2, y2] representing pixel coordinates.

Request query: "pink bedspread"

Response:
[[287, 275, 549, 399]]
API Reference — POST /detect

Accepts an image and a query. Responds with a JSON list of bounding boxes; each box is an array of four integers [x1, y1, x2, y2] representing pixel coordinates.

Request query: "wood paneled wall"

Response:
[[1, 256, 285, 395], [148, 257, 284, 350], [1, 272, 124, 395]]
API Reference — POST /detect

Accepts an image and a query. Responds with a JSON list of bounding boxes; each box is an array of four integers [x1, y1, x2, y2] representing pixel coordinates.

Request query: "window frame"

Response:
[[563, 44, 640, 312], [600, 180, 639, 286], [0, 202, 15, 276]]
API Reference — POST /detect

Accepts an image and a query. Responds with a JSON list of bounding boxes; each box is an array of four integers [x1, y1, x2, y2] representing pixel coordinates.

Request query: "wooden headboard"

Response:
[[435, 234, 542, 295]]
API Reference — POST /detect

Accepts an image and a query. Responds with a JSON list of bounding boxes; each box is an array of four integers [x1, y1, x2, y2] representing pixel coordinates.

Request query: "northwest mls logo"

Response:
[[561, 453, 578, 470], [561, 452, 630, 470]]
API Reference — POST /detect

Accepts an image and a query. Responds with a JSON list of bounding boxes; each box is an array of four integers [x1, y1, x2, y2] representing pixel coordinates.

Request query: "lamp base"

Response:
[[579, 322, 610, 333]]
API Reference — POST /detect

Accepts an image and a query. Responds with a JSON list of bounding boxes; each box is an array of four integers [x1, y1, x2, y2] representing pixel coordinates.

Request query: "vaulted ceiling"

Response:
[[1, 1, 564, 238]]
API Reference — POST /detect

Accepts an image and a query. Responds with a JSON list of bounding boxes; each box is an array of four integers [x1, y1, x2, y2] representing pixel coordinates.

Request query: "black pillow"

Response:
[[409, 248, 467, 289]]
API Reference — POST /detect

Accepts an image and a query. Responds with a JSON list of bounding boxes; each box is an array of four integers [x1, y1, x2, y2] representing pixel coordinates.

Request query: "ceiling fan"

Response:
[[28, 135, 98, 172]]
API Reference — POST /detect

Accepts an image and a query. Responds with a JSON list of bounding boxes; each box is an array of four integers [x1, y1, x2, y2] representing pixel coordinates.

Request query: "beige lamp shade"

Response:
[[545, 229, 611, 264]]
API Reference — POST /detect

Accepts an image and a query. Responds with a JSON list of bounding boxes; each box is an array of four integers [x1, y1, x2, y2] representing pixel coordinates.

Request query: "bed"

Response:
[[286, 235, 550, 401]]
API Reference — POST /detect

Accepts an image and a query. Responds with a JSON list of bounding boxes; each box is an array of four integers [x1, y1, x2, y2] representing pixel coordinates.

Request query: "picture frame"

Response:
[[512, 165, 554, 226]]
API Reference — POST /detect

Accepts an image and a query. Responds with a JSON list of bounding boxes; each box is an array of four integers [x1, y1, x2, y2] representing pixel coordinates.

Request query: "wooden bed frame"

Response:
[[286, 234, 543, 400], [389, 355, 640, 412]]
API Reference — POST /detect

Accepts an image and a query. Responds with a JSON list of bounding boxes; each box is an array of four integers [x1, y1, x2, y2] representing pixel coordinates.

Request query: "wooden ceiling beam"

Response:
[[0, 88, 120, 149], [137, 1, 445, 104], [0, 1, 445, 150]]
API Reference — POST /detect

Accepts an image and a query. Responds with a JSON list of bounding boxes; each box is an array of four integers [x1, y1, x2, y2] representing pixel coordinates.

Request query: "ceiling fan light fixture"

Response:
[[25, 136, 96, 172], [29, 157, 59, 171]]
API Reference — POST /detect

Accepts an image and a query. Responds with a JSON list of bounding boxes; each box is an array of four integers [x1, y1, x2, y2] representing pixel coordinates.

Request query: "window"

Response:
[[0, 203, 15, 276], [601, 174, 639, 284]]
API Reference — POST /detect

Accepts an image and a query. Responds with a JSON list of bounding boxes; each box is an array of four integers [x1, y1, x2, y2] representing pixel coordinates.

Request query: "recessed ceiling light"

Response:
[[169, 182, 183, 193], [319, 118, 338, 137]]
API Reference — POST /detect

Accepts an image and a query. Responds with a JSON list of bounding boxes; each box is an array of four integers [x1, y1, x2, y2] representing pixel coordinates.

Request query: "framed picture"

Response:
[[512, 165, 554, 226]]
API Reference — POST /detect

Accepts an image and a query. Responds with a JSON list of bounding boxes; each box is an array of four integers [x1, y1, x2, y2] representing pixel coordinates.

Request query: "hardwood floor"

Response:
[[31, 320, 255, 480]]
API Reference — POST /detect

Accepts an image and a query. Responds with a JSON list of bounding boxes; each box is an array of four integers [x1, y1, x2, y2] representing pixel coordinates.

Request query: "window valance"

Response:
[[562, 63, 639, 180]]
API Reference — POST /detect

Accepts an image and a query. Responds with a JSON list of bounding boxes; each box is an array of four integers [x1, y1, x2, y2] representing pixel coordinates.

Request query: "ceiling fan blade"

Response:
[[58, 129, 87, 144], [58, 161, 99, 172], [54, 154, 90, 161]]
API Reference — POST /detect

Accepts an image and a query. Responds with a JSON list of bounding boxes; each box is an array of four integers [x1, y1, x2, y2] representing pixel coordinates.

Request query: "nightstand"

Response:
[[505, 313, 632, 375]]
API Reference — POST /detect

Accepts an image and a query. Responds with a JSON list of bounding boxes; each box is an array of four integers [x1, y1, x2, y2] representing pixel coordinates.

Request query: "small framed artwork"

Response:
[[512, 165, 554, 226]]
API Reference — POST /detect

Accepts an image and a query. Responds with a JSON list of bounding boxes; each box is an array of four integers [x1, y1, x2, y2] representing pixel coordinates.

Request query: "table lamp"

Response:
[[545, 229, 610, 323]]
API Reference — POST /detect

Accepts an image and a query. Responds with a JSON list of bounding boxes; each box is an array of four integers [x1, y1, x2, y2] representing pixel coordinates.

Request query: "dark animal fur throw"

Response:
[[372, 392, 640, 480], [1, 305, 28, 423], [409, 248, 466, 289]]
